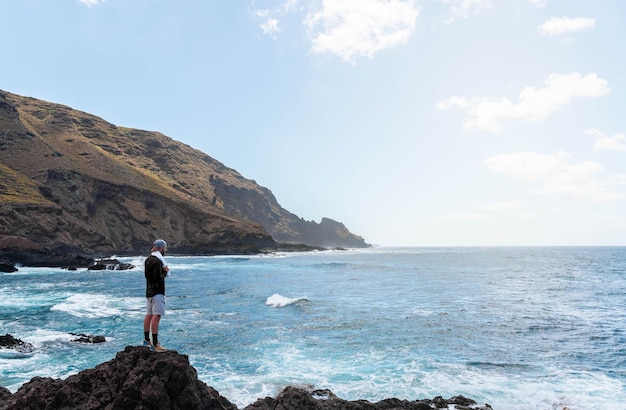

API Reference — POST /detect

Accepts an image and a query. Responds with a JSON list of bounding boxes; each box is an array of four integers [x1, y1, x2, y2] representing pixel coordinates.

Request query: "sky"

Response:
[[1, 0, 625, 246]]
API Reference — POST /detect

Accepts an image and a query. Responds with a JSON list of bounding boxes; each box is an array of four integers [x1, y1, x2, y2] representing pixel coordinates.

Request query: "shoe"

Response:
[[142, 340, 152, 347], [152, 343, 168, 352]]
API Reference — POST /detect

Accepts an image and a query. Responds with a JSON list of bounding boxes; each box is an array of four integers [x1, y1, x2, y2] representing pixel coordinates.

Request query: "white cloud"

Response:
[[528, 0, 546, 7], [261, 18, 282, 36], [305, 0, 419, 61], [440, 0, 491, 24], [587, 129, 626, 152], [537, 16, 596, 36], [484, 151, 623, 201], [79, 0, 105, 6], [437, 73, 610, 132], [255, 9, 282, 38]]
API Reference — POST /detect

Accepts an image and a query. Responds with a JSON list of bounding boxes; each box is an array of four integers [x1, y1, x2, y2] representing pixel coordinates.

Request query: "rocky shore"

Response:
[[0, 242, 327, 272], [0, 346, 493, 410]]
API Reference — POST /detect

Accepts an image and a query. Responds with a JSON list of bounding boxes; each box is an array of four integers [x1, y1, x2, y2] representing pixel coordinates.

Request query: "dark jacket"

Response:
[[145, 255, 166, 298]]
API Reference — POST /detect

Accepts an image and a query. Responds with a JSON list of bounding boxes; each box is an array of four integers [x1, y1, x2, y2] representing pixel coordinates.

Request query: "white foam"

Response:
[[24, 329, 75, 346], [125, 257, 145, 269], [265, 293, 308, 307], [50, 294, 144, 318], [0, 287, 62, 309], [197, 346, 626, 410]]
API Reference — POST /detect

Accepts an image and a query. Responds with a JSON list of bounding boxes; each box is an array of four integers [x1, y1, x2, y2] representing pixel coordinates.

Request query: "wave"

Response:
[[0, 348, 34, 360], [265, 293, 308, 308], [50, 294, 143, 318]]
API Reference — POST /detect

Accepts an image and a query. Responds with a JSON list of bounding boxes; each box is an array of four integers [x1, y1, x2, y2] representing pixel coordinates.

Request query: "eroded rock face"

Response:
[[0, 346, 236, 410], [0, 89, 369, 263]]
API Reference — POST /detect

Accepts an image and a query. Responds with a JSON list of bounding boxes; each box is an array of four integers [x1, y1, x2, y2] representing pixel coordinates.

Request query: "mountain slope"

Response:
[[0, 90, 368, 257]]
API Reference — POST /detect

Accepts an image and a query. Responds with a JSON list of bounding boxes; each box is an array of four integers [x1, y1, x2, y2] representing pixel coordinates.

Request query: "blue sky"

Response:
[[2, 0, 625, 246]]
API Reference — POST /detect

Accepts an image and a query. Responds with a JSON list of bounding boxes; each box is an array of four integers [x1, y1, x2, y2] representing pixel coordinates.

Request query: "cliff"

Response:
[[0, 346, 492, 410], [0, 90, 368, 262]]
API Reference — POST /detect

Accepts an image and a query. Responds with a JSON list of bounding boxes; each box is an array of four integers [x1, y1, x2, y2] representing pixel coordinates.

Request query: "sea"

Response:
[[1, 247, 625, 410]]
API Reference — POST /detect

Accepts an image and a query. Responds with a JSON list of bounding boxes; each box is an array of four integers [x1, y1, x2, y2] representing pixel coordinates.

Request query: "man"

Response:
[[143, 239, 170, 352]]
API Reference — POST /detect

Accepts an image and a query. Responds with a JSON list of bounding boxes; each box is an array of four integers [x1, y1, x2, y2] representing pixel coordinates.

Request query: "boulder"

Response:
[[0, 260, 17, 272], [0, 346, 236, 410], [87, 259, 135, 271], [69, 333, 106, 344], [0, 334, 34, 352]]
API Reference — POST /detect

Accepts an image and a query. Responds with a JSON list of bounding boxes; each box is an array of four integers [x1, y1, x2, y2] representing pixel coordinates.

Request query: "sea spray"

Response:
[[265, 293, 309, 307]]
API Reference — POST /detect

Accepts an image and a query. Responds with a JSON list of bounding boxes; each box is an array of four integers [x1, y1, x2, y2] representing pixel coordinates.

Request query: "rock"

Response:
[[0, 247, 94, 269], [0, 89, 368, 261], [0, 346, 491, 410], [69, 333, 106, 343], [0, 260, 17, 272], [0, 346, 236, 410], [0, 334, 34, 352], [87, 259, 135, 271], [243, 386, 491, 410]]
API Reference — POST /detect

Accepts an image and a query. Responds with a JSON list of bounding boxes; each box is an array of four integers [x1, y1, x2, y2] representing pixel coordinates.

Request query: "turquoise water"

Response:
[[1, 247, 625, 409]]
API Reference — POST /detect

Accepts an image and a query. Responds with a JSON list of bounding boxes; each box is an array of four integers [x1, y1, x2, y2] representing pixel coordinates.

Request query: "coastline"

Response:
[[0, 345, 492, 410], [0, 242, 328, 272]]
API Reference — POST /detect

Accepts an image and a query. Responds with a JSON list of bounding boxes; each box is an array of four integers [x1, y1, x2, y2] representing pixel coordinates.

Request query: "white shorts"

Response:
[[146, 294, 166, 316]]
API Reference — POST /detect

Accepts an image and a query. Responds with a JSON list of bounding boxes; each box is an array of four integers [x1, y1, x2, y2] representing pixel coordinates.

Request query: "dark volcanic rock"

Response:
[[0, 247, 94, 269], [87, 258, 135, 271], [0, 260, 17, 272], [0, 346, 236, 410], [243, 386, 492, 410], [0, 334, 34, 352], [0, 346, 491, 410], [69, 333, 106, 344]]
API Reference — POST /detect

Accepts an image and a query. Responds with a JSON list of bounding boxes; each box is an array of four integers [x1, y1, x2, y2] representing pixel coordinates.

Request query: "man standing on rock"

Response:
[[143, 239, 170, 352]]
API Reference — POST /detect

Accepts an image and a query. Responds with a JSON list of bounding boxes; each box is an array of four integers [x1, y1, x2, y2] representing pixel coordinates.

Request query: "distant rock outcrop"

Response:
[[0, 346, 492, 410], [0, 89, 369, 266]]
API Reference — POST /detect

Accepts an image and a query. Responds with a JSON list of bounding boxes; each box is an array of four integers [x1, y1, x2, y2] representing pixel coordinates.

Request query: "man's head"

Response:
[[152, 239, 167, 254]]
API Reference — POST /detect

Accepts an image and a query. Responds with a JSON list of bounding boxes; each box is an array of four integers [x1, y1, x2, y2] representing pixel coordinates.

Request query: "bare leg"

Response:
[[150, 315, 161, 334], [143, 314, 153, 333]]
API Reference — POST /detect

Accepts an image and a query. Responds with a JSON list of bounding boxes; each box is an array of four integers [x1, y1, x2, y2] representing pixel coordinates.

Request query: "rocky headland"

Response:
[[0, 90, 369, 270], [0, 345, 493, 410]]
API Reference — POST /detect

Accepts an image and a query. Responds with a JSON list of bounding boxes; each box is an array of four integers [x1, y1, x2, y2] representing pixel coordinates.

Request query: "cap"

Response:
[[153, 239, 167, 249]]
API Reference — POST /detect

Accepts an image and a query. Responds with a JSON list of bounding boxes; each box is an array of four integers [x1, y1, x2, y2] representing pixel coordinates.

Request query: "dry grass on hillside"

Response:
[[0, 163, 52, 205]]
